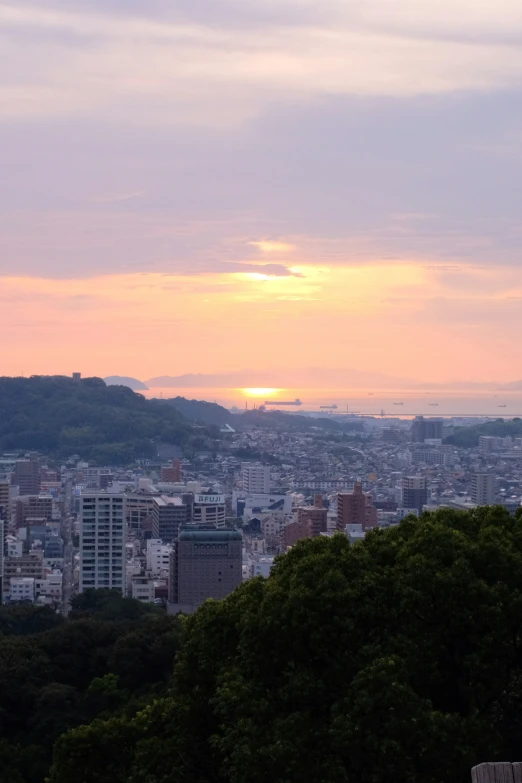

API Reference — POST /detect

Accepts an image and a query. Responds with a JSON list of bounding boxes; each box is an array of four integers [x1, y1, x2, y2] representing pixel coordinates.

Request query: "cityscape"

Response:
[[1, 380, 520, 614], [3, 0, 522, 781]]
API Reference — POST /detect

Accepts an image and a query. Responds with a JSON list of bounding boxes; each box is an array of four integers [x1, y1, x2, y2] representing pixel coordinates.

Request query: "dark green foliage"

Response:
[[69, 588, 163, 621], [0, 375, 217, 463], [0, 594, 181, 783], [0, 604, 64, 636], [49, 507, 522, 783], [445, 416, 522, 447], [166, 396, 233, 426]]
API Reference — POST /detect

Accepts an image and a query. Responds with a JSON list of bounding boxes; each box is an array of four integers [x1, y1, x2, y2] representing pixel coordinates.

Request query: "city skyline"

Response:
[[2, 1, 522, 380]]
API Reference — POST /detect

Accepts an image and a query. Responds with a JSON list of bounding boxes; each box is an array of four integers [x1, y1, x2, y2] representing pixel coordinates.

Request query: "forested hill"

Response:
[[0, 376, 218, 464], [165, 396, 233, 426], [445, 417, 522, 447]]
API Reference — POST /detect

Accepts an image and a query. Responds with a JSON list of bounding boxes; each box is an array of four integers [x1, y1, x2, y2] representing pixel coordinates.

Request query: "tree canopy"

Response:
[[47, 506, 522, 783], [445, 417, 522, 447]]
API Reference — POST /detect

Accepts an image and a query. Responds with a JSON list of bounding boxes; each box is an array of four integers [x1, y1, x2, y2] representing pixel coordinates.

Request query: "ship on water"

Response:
[[320, 404, 338, 410], [264, 398, 302, 406]]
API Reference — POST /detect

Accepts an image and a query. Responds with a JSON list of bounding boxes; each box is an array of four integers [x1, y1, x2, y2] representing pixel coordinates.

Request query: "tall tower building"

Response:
[[169, 529, 242, 612], [471, 473, 495, 505], [337, 483, 378, 531], [241, 463, 271, 495], [80, 493, 126, 594], [402, 476, 428, 513], [11, 457, 40, 495]]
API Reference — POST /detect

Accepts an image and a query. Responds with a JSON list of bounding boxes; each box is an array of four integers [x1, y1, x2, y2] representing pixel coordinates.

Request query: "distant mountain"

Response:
[[145, 368, 413, 389], [165, 396, 233, 426], [104, 376, 149, 391]]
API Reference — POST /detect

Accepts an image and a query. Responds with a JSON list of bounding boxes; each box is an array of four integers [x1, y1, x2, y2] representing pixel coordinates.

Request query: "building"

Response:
[[401, 476, 428, 513], [479, 436, 501, 452], [169, 529, 242, 612], [11, 458, 40, 495], [0, 480, 10, 525], [283, 517, 313, 548], [79, 493, 126, 594], [411, 417, 443, 444], [192, 493, 226, 528], [152, 496, 190, 542], [9, 577, 36, 602], [146, 539, 172, 575], [15, 495, 53, 528], [160, 459, 182, 483], [4, 551, 44, 581], [337, 483, 378, 531], [131, 575, 155, 602], [297, 496, 328, 537], [241, 463, 271, 495], [471, 473, 495, 505]]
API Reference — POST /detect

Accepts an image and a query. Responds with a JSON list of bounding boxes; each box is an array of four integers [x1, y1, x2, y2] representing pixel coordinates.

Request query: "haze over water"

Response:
[[143, 388, 522, 418]]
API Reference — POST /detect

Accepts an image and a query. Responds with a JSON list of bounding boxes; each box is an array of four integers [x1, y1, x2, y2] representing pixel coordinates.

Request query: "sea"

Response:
[[142, 387, 522, 420]]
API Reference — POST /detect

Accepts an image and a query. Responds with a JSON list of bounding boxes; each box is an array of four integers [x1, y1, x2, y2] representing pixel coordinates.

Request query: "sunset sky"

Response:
[[2, 1, 522, 383]]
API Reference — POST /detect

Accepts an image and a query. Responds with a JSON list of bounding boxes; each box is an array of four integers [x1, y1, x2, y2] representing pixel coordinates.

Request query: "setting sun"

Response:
[[241, 388, 282, 397]]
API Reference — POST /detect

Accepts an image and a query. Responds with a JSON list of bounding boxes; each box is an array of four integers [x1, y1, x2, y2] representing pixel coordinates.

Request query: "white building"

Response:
[[131, 575, 155, 602], [35, 573, 63, 602], [249, 555, 275, 578], [241, 463, 271, 495], [192, 493, 226, 528], [146, 539, 172, 576], [79, 493, 126, 594], [10, 577, 35, 602], [471, 473, 495, 505]]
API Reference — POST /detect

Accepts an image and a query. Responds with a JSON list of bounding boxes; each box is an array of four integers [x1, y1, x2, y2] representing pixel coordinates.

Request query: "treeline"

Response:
[[0, 376, 219, 464], [44, 506, 522, 783], [0, 591, 180, 783], [445, 416, 522, 447]]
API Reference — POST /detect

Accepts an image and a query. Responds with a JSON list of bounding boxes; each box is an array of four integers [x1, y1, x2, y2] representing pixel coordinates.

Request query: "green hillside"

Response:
[[0, 376, 217, 464], [445, 417, 522, 447], [165, 395, 233, 426]]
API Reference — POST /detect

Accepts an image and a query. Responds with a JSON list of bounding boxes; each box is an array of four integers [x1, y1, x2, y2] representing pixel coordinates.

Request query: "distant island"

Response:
[[104, 376, 149, 391]]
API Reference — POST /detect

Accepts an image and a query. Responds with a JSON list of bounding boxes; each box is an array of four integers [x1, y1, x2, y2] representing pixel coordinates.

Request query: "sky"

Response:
[[2, 0, 522, 384]]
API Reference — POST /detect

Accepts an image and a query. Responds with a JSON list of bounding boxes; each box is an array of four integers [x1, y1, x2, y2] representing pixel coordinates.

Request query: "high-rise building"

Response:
[[11, 458, 40, 495], [471, 473, 495, 505], [15, 495, 53, 528], [241, 463, 271, 495], [479, 436, 500, 452], [152, 496, 190, 542], [411, 417, 443, 443], [160, 459, 182, 483], [0, 480, 10, 526], [402, 476, 428, 513], [79, 493, 126, 594], [169, 529, 242, 612], [337, 483, 378, 531]]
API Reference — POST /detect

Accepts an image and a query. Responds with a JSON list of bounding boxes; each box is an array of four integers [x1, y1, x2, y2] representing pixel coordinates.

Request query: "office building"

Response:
[[4, 551, 44, 582], [402, 476, 428, 513], [160, 459, 182, 483], [0, 480, 10, 525], [297, 496, 328, 537], [15, 495, 53, 528], [411, 417, 443, 444], [283, 516, 313, 548], [169, 528, 242, 613], [192, 492, 226, 528], [471, 473, 495, 505], [152, 496, 190, 542], [11, 458, 40, 495], [242, 463, 271, 495], [337, 483, 378, 531], [79, 493, 126, 594]]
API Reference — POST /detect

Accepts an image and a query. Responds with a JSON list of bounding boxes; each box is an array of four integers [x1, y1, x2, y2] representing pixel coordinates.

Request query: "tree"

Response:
[[49, 506, 522, 783]]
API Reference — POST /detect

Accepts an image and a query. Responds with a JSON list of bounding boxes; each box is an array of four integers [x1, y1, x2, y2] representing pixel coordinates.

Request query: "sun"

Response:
[[241, 388, 282, 397]]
